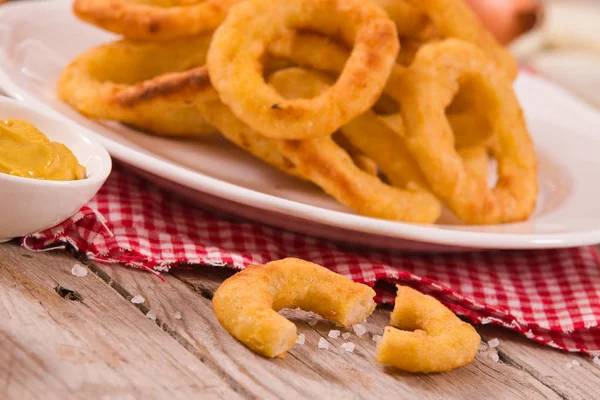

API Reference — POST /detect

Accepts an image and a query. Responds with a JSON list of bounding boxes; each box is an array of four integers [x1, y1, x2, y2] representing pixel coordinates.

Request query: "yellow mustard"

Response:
[[0, 119, 86, 181]]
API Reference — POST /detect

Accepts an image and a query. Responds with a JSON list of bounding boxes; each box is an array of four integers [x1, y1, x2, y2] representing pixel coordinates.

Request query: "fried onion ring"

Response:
[[212, 258, 376, 358], [372, 0, 430, 38], [333, 133, 380, 177], [57, 36, 219, 137], [73, 0, 237, 41], [394, 40, 537, 224], [376, 285, 480, 373], [268, 67, 441, 223], [405, 0, 518, 80], [207, 0, 399, 139]]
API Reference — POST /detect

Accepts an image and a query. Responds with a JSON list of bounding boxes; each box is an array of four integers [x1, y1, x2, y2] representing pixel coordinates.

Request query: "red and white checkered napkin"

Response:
[[22, 164, 600, 356]]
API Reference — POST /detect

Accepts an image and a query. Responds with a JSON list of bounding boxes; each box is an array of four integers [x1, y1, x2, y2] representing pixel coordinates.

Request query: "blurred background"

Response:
[[466, 0, 600, 110]]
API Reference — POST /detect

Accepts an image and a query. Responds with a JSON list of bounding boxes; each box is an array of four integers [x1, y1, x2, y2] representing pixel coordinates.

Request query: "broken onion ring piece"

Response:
[[212, 258, 376, 358], [376, 285, 480, 373], [207, 0, 399, 139]]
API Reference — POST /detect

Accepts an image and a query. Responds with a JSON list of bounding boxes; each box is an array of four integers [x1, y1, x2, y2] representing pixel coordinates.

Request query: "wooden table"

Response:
[[1, 242, 599, 399]]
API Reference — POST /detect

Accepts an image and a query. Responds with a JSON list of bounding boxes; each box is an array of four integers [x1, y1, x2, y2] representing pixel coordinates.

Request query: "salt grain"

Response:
[[342, 332, 351, 340], [341, 342, 356, 353], [318, 337, 329, 349], [566, 360, 580, 369], [372, 335, 382, 343], [353, 324, 367, 337], [173, 311, 182, 320], [130, 295, 145, 304], [490, 350, 499, 363], [593, 356, 600, 366], [328, 330, 340, 338], [71, 264, 88, 277], [488, 338, 500, 348], [308, 320, 318, 327], [146, 310, 157, 321], [296, 334, 306, 345]]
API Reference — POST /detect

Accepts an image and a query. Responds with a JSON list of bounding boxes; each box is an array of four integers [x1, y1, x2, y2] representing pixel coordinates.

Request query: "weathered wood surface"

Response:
[[1, 242, 598, 399], [0, 243, 241, 400]]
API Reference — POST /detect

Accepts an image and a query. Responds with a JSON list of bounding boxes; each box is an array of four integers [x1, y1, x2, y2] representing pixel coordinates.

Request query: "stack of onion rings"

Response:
[[59, 0, 538, 225]]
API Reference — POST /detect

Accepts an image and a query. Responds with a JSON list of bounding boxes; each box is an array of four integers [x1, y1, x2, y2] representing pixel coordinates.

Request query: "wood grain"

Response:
[[94, 262, 562, 399], [0, 243, 241, 400], [478, 326, 600, 400]]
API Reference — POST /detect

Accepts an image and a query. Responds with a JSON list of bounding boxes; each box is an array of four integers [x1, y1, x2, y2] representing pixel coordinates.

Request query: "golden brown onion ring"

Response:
[[404, 0, 518, 79], [73, 0, 238, 41], [212, 258, 376, 358], [207, 0, 399, 140], [267, 67, 441, 223], [395, 40, 538, 224], [376, 285, 480, 373], [372, 0, 431, 38], [57, 36, 219, 137]]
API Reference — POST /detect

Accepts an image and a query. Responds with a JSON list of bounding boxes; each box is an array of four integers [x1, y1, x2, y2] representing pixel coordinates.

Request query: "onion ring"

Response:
[[375, 285, 480, 373], [73, 0, 237, 41], [207, 0, 399, 140], [372, 0, 431, 38], [57, 36, 219, 137], [333, 134, 380, 177], [394, 39, 537, 224], [268, 67, 441, 223], [212, 258, 376, 358], [405, 0, 518, 79]]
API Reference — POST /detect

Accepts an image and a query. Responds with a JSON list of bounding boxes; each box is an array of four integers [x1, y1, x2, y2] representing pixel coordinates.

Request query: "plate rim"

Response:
[[2, 0, 600, 250]]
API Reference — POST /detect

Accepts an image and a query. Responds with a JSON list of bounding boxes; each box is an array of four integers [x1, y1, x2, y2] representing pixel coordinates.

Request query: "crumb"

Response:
[[488, 338, 500, 348], [372, 335, 382, 343], [130, 295, 145, 304], [308, 320, 318, 327], [173, 311, 182, 320], [296, 333, 306, 345], [342, 332, 351, 340], [593, 356, 600, 366]]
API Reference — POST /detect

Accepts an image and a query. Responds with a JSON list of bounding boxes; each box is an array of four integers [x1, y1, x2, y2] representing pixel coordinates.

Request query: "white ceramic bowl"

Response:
[[0, 97, 111, 242]]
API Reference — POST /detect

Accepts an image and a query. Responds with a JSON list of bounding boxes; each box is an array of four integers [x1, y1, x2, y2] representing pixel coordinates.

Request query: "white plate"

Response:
[[1, 0, 600, 252]]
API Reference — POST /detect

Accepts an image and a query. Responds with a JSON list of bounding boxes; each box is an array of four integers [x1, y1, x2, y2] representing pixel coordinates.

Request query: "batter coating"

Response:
[[376, 286, 481, 373], [212, 258, 376, 358]]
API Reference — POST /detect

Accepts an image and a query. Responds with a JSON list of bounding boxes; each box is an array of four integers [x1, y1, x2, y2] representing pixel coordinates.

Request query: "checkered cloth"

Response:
[[23, 164, 600, 356]]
